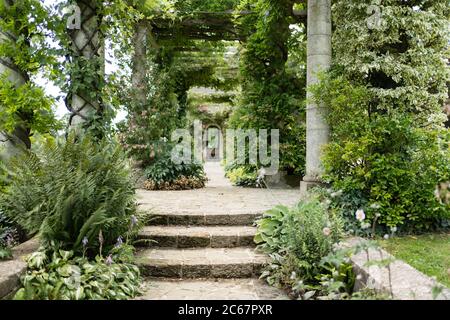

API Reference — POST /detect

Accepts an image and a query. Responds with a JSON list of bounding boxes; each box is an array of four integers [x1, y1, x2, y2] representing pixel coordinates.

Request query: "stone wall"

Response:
[[0, 238, 39, 299]]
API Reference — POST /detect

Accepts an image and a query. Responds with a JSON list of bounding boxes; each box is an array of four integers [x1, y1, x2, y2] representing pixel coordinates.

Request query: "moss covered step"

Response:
[[136, 248, 269, 278], [137, 226, 257, 248], [144, 212, 261, 226]]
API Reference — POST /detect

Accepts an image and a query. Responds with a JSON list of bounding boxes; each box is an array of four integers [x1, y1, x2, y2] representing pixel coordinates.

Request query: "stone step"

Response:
[[136, 248, 269, 279], [137, 278, 288, 300], [145, 212, 261, 226], [137, 226, 256, 248]]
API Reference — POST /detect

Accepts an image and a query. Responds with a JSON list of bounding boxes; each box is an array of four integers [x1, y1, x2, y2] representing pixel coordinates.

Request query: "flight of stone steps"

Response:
[[133, 162, 299, 299], [135, 212, 268, 279]]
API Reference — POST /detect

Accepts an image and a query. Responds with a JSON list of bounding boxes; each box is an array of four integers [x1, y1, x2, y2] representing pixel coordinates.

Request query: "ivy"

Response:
[[0, 0, 60, 143], [228, 0, 306, 175], [0, 74, 57, 134]]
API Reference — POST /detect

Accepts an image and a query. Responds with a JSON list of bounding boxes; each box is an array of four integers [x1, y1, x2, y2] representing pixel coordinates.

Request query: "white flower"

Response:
[[390, 226, 397, 233], [383, 234, 389, 240], [322, 227, 331, 237], [355, 209, 366, 222]]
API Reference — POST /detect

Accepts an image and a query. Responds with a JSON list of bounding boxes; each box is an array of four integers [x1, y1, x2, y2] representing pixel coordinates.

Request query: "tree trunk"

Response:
[[0, 0, 31, 161], [67, 0, 104, 132]]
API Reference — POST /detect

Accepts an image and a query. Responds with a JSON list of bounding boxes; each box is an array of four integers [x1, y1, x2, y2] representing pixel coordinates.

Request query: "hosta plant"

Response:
[[14, 244, 141, 300]]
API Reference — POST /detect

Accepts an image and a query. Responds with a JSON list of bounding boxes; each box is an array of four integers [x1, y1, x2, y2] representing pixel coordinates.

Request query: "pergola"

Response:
[[149, 9, 307, 42], [66, 0, 331, 190], [146, 0, 331, 191]]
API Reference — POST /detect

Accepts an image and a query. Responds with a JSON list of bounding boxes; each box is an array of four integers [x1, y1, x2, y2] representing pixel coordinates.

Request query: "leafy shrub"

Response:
[[14, 245, 141, 300], [228, 0, 307, 176], [256, 200, 392, 299], [143, 152, 207, 190], [311, 74, 450, 232], [311, 0, 450, 233], [322, 112, 450, 231], [0, 135, 137, 255], [225, 165, 260, 188], [255, 197, 344, 290]]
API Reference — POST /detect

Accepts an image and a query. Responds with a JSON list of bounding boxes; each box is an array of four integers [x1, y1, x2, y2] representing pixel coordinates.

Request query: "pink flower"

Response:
[[355, 209, 366, 222], [322, 227, 331, 237]]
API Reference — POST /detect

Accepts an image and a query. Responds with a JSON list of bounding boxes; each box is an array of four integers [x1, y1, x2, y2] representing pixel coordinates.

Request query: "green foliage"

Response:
[[14, 246, 141, 300], [256, 197, 344, 290], [188, 107, 231, 130], [188, 92, 236, 106], [117, 50, 183, 167], [224, 164, 260, 188], [0, 159, 8, 193], [0, 73, 60, 135], [312, 74, 450, 232], [0, 135, 137, 255], [229, 0, 306, 175], [0, 0, 54, 75], [310, 0, 450, 232], [0, 0, 60, 140], [257, 203, 389, 300], [381, 233, 450, 288], [143, 149, 207, 190], [333, 0, 449, 122]]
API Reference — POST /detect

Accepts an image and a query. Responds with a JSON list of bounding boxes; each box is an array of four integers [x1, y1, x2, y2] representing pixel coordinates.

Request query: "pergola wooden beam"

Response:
[[148, 9, 307, 42]]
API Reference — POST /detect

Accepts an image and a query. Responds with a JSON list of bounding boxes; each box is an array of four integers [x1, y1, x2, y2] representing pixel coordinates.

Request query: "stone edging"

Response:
[[345, 237, 450, 300], [0, 238, 39, 300]]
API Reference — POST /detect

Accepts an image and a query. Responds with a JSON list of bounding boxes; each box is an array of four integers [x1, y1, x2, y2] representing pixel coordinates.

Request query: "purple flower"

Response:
[[5, 234, 14, 247], [82, 237, 89, 247], [115, 236, 123, 248], [105, 254, 113, 266]]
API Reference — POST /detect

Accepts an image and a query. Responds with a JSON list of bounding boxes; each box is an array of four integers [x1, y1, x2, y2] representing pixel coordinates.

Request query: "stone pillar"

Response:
[[300, 0, 332, 194], [67, 0, 104, 131], [131, 21, 148, 106]]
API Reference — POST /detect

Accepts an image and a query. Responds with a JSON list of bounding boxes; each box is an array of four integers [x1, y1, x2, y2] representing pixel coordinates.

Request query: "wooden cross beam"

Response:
[[147, 9, 307, 42]]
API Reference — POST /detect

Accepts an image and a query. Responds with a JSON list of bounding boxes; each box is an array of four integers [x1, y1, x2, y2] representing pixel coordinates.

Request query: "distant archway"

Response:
[[203, 124, 223, 162]]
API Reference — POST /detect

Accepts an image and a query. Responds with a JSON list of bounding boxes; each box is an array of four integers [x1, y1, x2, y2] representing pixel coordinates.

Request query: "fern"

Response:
[[1, 134, 137, 256]]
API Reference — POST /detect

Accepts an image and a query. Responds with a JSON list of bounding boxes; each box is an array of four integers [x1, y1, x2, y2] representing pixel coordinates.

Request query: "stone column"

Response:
[[0, 0, 31, 161], [300, 0, 331, 194], [67, 0, 104, 131], [131, 21, 148, 106]]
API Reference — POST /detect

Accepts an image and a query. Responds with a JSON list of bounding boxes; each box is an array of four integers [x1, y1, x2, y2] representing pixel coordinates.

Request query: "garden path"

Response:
[[134, 162, 300, 300]]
